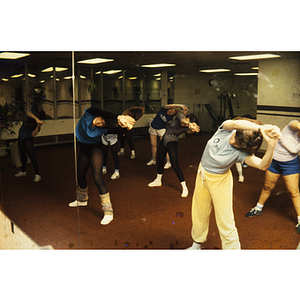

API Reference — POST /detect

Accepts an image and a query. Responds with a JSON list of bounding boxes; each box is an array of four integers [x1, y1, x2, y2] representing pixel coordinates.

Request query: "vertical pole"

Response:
[[160, 70, 168, 106]]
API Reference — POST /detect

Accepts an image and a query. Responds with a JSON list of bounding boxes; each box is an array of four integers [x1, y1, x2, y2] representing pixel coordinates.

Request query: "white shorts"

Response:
[[148, 126, 166, 137], [101, 134, 117, 146]]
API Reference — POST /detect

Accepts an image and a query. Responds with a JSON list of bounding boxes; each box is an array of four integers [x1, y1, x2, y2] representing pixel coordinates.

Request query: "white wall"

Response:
[[257, 58, 300, 150]]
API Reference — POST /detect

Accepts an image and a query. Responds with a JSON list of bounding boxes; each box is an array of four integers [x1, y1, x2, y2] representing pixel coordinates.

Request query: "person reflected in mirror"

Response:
[[68, 107, 135, 225], [148, 113, 200, 198], [15, 111, 44, 182], [188, 119, 281, 250], [245, 120, 300, 234], [147, 104, 188, 169], [117, 106, 145, 159]]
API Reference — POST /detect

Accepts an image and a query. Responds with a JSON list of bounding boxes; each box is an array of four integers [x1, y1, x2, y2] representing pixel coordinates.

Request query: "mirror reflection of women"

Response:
[[15, 111, 44, 182], [68, 107, 135, 225]]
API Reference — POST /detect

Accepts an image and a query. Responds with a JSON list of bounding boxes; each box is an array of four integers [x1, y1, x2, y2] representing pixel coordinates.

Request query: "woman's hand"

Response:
[[260, 124, 282, 143], [117, 115, 135, 129], [189, 122, 200, 133]]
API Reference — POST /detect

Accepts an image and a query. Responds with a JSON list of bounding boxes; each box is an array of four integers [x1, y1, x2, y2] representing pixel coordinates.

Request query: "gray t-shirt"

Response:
[[162, 113, 189, 146], [201, 123, 249, 174], [273, 120, 300, 162]]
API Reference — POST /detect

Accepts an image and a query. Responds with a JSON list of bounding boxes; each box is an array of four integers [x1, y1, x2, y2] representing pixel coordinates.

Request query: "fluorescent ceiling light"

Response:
[[80, 75, 86, 79], [103, 70, 122, 75], [64, 76, 73, 80], [199, 69, 230, 73], [0, 52, 30, 59], [129, 77, 137, 80], [234, 73, 258, 76], [229, 54, 281, 60], [39, 80, 45, 83], [154, 73, 161, 77], [28, 73, 36, 78], [141, 63, 176, 68], [42, 67, 68, 72], [118, 76, 123, 80], [252, 67, 259, 70], [95, 71, 101, 75], [77, 58, 114, 64], [2, 78, 9, 81], [11, 74, 23, 78]]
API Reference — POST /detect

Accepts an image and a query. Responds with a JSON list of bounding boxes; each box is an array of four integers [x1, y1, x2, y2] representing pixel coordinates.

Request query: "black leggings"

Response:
[[18, 138, 39, 174], [119, 131, 134, 150], [102, 141, 119, 170], [77, 143, 108, 195], [157, 141, 185, 182]]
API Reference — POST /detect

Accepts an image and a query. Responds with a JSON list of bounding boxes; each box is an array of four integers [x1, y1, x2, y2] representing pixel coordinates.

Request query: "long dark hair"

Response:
[[86, 107, 117, 129], [24, 116, 37, 131], [235, 129, 263, 153]]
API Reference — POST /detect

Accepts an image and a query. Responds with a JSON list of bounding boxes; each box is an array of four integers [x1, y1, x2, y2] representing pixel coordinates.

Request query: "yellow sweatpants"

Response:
[[191, 164, 241, 249]]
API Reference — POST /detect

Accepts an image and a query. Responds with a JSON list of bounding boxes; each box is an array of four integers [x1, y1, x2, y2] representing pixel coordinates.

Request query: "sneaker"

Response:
[[164, 161, 171, 169], [68, 200, 88, 207], [148, 179, 162, 187], [181, 188, 189, 198], [245, 207, 262, 217], [186, 242, 201, 250], [238, 175, 244, 183], [110, 172, 120, 180], [34, 174, 41, 182], [296, 223, 300, 234], [130, 152, 136, 159], [147, 159, 156, 166], [118, 151, 124, 156], [102, 168, 107, 174], [15, 171, 26, 177]]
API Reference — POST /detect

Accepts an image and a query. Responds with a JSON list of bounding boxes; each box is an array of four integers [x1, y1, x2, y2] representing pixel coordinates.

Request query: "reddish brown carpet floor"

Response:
[[1, 133, 300, 250]]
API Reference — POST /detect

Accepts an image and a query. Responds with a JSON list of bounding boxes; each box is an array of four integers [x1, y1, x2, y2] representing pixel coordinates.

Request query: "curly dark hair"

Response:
[[235, 129, 263, 153]]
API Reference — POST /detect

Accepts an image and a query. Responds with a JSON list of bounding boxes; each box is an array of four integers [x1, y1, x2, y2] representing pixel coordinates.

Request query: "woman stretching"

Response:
[[68, 107, 135, 225], [148, 112, 200, 197]]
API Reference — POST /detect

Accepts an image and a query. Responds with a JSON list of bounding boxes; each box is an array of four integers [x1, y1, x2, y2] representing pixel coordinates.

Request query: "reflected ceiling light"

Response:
[[154, 73, 161, 77], [141, 63, 176, 68], [28, 73, 36, 78], [2, 78, 9, 81], [234, 73, 258, 76], [64, 76, 73, 80], [39, 80, 45, 83], [129, 77, 137, 80], [199, 69, 230, 73], [229, 54, 281, 60], [41, 67, 68, 72], [156, 78, 161, 81], [77, 58, 114, 64], [0, 52, 30, 59], [80, 75, 86, 79], [118, 76, 123, 79], [11, 74, 23, 78], [103, 70, 122, 75], [95, 71, 101, 75], [252, 67, 259, 70]]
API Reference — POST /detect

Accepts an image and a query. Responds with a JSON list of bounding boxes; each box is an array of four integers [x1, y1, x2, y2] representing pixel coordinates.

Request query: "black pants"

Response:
[[102, 141, 119, 170], [77, 142, 108, 195], [157, 141, 184, 182], [119, 131, 134, 151], [18, 138, 39, 174]]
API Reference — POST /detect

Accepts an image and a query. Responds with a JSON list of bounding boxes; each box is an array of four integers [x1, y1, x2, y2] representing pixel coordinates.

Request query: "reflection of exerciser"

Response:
[[205, 92, 236, 133]]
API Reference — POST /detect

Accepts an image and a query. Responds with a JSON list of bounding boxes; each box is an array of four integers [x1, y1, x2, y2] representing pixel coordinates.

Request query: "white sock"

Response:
[[131, 150, 135, 154], [256, 202, 264, 210], [297, 216, 300, 223], [189, 241, 201, 250]]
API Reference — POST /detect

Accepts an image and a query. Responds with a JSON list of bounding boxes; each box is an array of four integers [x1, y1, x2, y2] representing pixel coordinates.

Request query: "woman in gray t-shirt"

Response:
[[148, 113, 200, 198]]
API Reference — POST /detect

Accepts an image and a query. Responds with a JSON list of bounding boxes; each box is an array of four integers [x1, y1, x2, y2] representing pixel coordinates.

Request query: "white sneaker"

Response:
[[15, 171, 26, 177], [181, 188, 188, 198], [68, 200, 88, 207], [118, 151, 124, 156], [148, 179, 162, 187], [130, 152, 136, 159], [110, 172, 120, 180], [34, 174, 41, 182], [102, 168, 107, 174], [186, 242, 201, 250], [147, 159, 156, 166], [238, 175, 244, 183], [164, 161, 171, 169], [100, 214, 114, 225]]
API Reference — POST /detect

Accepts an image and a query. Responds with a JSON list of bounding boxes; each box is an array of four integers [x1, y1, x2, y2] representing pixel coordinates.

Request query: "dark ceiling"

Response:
[[1, 50, 300, 77]]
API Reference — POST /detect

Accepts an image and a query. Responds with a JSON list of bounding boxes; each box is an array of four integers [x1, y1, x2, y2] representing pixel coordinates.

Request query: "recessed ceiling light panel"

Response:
[[0, 52, 30, 59], [77, 58, 114, 64], [229, 54, 281, 60], [141, 63, 176, 68]]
